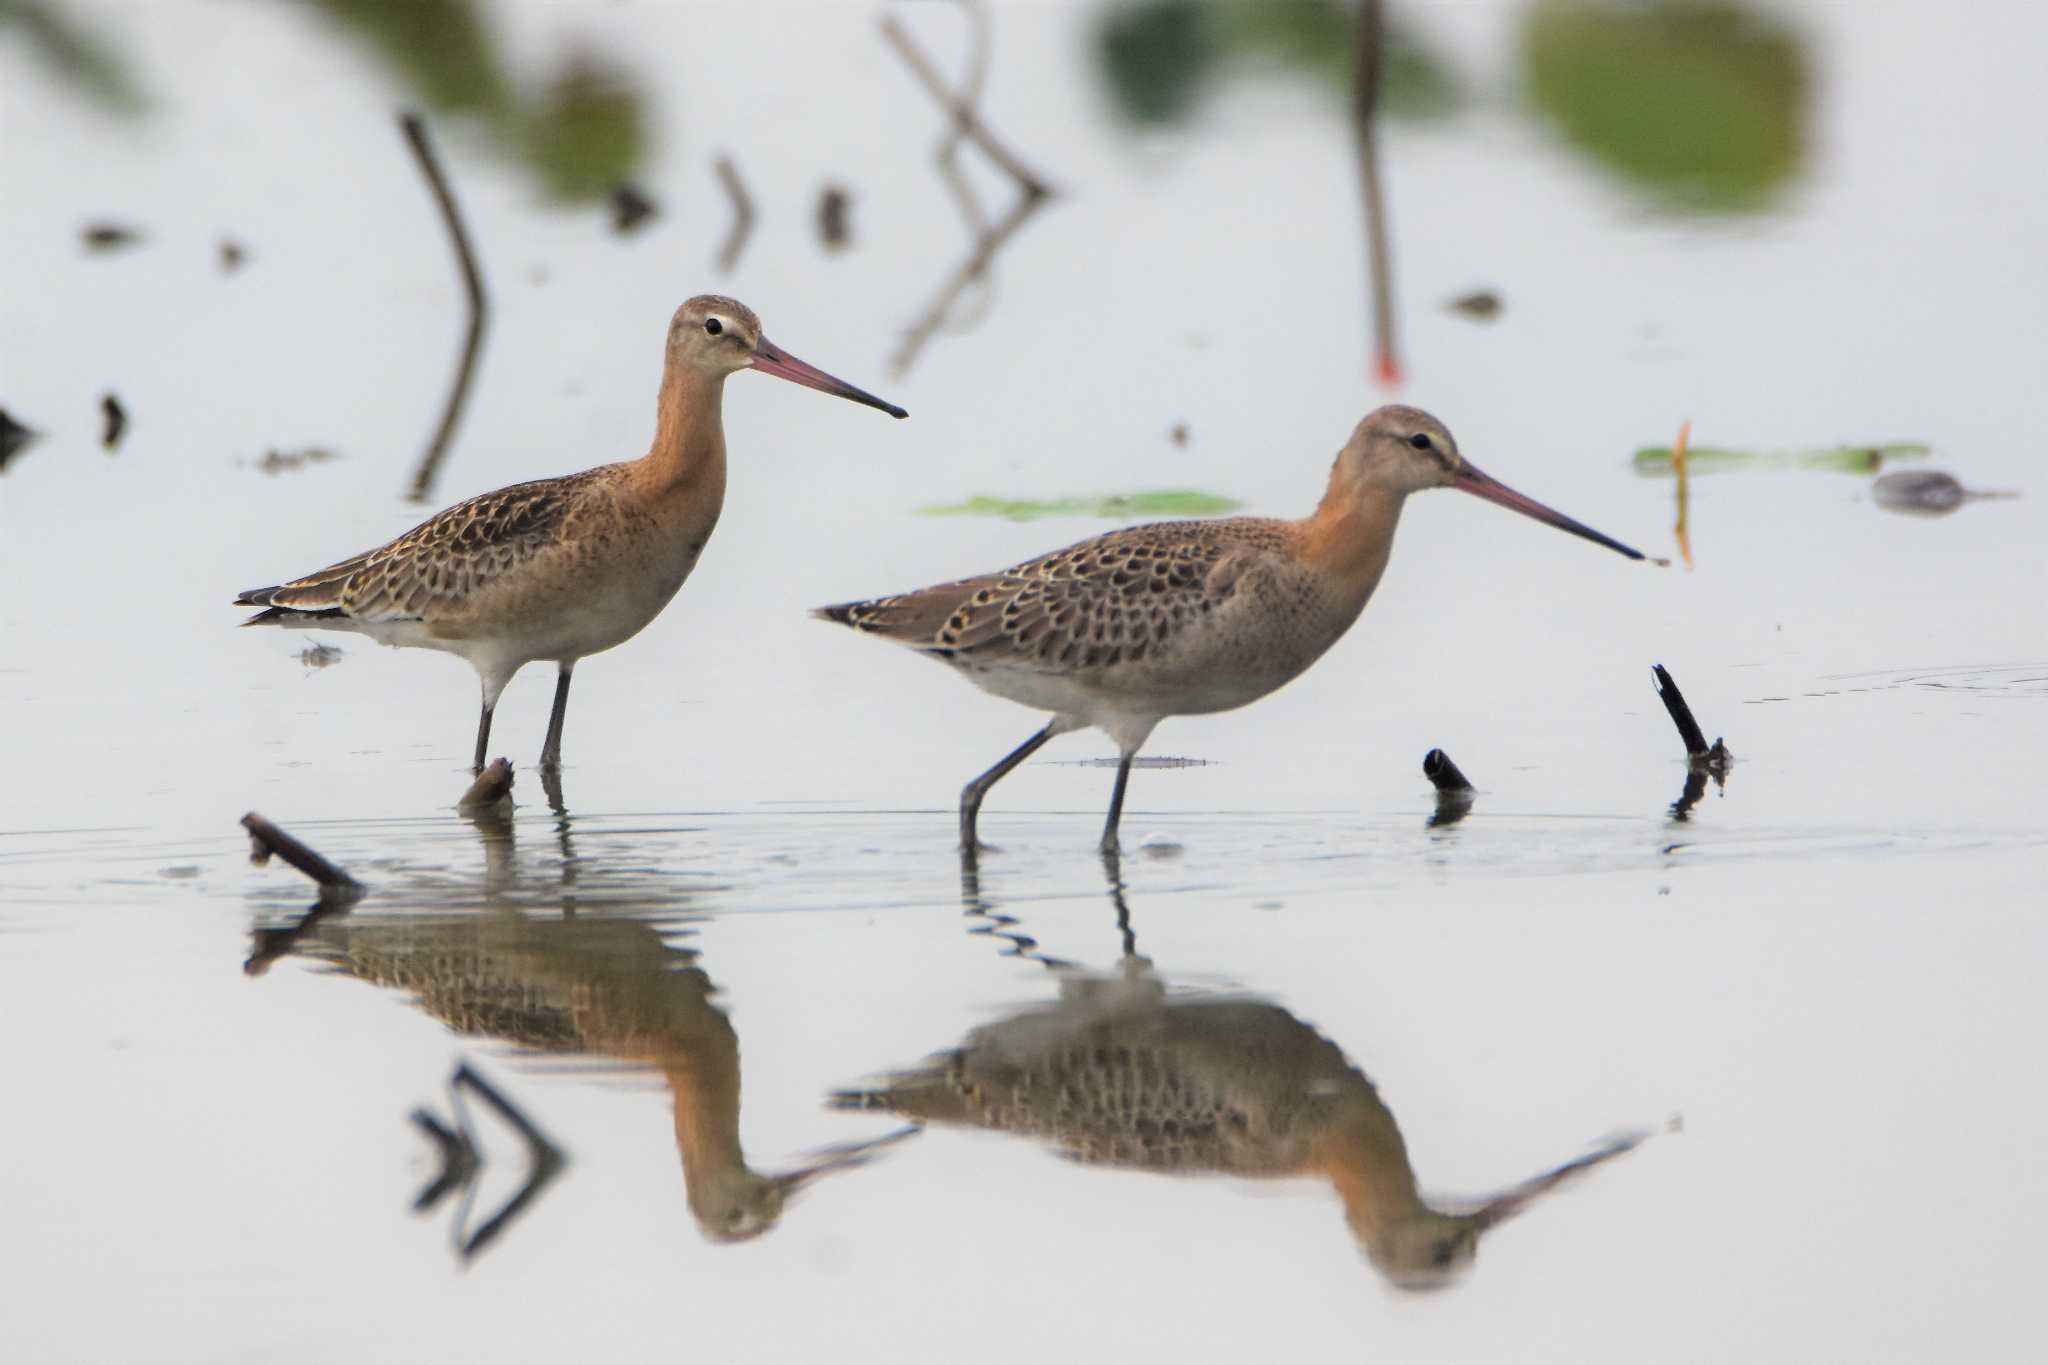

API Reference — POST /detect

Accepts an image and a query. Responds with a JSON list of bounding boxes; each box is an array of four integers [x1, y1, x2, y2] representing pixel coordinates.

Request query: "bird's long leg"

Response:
[[539, 662, 575, 772], [472, 702, 495, 774], [1099, 750, 1137, 855], [960, 721, 1058, 853]]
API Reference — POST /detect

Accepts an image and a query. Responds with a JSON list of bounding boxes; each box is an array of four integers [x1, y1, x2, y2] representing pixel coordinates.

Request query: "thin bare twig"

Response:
[[713, 154, 755, 274], [1352, 0, 1401, 386], [400, 111, 489, 504], [931, 1, 994, 235]]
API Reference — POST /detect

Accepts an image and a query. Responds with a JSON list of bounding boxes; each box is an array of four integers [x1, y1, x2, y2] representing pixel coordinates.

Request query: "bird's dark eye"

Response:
[[1408, 433, 1432, 451], [704, 317, 724, 336]]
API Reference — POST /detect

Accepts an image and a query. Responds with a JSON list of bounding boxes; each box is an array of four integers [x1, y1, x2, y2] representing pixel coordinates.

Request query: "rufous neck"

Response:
[[662, 1042, 748, 1209], [636, 362, 729, 498], [1313, 1104, 1431, 1248], [1295, 463, 1408, 600]]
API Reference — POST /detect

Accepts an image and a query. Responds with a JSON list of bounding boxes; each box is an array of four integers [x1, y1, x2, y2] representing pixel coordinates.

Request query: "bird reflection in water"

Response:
[[248, 793, 912, 1245], [839, 853, 1658, 1290]]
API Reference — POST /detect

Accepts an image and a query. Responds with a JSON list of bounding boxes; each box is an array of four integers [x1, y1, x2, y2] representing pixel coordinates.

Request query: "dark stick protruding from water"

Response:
[[1422, 747, 1473, 794], [399, 110, 489, 505], [242, 811, 360, 893], [1652, 663, 1732, 771]]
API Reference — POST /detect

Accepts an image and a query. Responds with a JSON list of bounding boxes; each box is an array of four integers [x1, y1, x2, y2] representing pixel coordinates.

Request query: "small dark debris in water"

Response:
[[81, 221, 142, 253], [218, 238, 248, 272], [0, 409, 37, 470], [1169, 423, 1189, 447], [460, 757, 515, 808], [817, 183, 852, 250], [298, 642, 342, 669], [251, 446, 338, 475], [1871, 469, 2019, 517], [1447, 289, 1502, 320], [609, 181, 658, 235], [1651, 664, 1732, 775], [100, 393, 127, 451]]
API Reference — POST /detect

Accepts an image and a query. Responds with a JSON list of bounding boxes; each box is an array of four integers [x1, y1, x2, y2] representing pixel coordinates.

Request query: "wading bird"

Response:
[[816, 406, 1641, 852], [238, 295, 904, 774]]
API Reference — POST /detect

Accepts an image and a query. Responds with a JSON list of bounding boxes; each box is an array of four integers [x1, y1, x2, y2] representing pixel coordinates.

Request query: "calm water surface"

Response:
[[2, 3, 2044, 1361]]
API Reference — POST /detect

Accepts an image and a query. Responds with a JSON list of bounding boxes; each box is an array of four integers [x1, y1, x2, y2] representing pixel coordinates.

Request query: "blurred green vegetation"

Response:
[[306, 0, 646, 203], [1094, 0, 1464, 127], [0, 0, 148, 115], [1523, 0, 1808, 212], [922, 491, 1246, 521]]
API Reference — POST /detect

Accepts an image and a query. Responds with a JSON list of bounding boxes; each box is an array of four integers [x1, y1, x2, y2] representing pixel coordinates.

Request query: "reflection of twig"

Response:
[[241, 811, 363, 974], [713, 154, 755, 274], [400, 111, 489, 504], [882, 13, 1050, 199], [892, 191, 1043, 377], [930, 2, 993, 235], [1352, 0, 1401, 387], [883, 9, 1054, 378]]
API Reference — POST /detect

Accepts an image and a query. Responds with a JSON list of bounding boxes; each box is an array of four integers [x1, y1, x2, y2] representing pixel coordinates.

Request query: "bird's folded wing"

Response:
[[244, 474, 595, 623]]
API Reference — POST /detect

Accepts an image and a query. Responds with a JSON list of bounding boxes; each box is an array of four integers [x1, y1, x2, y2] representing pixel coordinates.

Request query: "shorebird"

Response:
[[816, 405, 1643, 852], [237, 295, 904, 774]]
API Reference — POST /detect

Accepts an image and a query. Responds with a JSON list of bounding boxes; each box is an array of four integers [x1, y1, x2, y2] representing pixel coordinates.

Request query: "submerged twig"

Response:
[[399, 111, 489, 505], [447, 1062, 568, 1263], [713, 154, 755, 274], [1352, 0, 1401, 387], [882, 8, 1054, 378], [1651, 664, 1732, 774]]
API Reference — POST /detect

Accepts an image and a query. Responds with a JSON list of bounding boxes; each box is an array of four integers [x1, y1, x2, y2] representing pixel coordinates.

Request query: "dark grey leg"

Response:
[[539, 662, 574, 771], [1099, 752, 1135, 854], [472, 702, 495, 774], [960, 722, 1057, 852]]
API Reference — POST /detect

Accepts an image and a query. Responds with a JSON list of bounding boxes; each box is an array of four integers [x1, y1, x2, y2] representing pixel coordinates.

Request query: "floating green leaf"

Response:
[[0, 0, 147, 116], [1522, 0, 1809, 213], [1631, 443, 1930, 477], [920, 490, 1245, 522]]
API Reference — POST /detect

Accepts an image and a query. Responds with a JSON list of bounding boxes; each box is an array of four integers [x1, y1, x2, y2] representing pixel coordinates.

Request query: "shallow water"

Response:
[[3, 3, 2046, 1362]]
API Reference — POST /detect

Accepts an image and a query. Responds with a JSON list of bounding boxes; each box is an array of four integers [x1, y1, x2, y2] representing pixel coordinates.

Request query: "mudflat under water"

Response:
[[2, 3, 2044, 1362]]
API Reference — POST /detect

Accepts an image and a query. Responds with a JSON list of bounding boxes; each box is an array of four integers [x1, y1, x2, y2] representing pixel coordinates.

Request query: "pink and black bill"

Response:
[[751, 337, 907, 419], [1455, 465, 1645, 561]]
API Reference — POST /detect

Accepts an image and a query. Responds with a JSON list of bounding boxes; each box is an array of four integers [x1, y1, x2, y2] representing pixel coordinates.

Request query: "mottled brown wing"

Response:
[[236, 472, 598, 622], [816, 517, 1294, 672]]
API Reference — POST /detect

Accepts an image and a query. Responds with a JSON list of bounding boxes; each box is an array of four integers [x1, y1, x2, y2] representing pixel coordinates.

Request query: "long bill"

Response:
[[1455, 464, 1644, 561], [751, 336, 908, 419], [764, 1124, 922, 1199]]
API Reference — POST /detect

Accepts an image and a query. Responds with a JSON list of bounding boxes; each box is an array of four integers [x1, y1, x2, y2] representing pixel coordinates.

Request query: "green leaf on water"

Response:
[[1630, 443, 1931, 476], [919, 490, 1245, 522]]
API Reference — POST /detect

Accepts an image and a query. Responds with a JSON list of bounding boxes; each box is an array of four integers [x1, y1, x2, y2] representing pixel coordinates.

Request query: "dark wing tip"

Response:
[[235, 586, 279, 607]]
